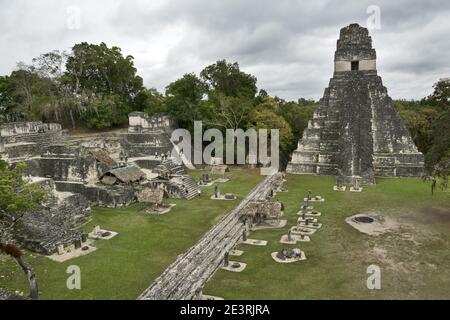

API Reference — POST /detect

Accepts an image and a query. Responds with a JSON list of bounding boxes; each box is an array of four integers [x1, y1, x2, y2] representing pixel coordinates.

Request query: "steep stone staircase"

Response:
[[161, 159, 186, 175], [181, 175, 200, 200]]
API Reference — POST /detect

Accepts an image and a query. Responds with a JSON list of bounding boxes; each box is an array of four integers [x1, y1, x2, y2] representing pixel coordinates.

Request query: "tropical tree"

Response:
[[0, 159, 47, 299], [249, 97, 295, 167], [165, 73, 208, 132], [64, 42, 147, 128], [206, 93, 253, 130], [395, 100, 439, 154], [200, 60, 257, 99], [426, 78, 450, 108]]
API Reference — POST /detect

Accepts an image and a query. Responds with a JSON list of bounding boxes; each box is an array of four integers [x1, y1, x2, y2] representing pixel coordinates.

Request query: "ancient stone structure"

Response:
[[13, 191, 91, 255], [150, 159, 200, 200], [138, 173, 284, 300], [122, 112, 174, 159], [243, 200, 282, 225], [287, 24, 424, 183], [1, 113, 201, 257], [0, 121, 63, 161], [153, 159, 186, 177], [100, 166, 146, 185]]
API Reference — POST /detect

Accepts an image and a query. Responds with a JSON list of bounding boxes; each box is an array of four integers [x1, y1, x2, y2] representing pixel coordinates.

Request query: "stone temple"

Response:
[[287, 24, 424, 183]]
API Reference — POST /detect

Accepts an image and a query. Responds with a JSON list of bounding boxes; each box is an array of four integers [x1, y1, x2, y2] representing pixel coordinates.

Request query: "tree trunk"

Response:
[[14, 257, 39, 300], [70, 109, 76, 129]]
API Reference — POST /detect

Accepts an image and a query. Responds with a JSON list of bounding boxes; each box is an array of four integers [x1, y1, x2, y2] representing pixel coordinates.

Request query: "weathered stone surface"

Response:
[[54, 181, 136, 208], [0, 122, 64, 161], [0, 288, 29, 300], [137, 188, 164, 205], [287, 24, 424, 183], [138, 173, 284, 300], [123, 112, 175, 158], [13, 192, 91, 255], [152, 159, 200, 200]]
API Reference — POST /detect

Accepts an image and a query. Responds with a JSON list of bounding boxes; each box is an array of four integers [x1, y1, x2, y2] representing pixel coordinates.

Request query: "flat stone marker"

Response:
[[333, 186, 347, 191], [47, 243, 97, 263], [210, 194, 237, 201], [297, 217, 318, 224], [296, 211, 321, 217], [291, 226, 317, 235], [303, 197, 325, 202], [88, 227, 118, 240], [242, 239, 268, 246], [271, 250, 306, 264], [229, 249, 244, 256], [280, 234, 296, 245], [221, 261, 247, 272], [298, 222, 322, 229], [293, 234, 311, 242]]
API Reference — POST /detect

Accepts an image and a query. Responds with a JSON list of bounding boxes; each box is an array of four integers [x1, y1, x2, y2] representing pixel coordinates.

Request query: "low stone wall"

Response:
[[121, 133, 173, 158], [128, 112, 174, 133], [55, 181, 136, 208], [133, 159, 161, 170], [23, 154, 98, 183], [0, 121, 61, 138], [3, 142, 41, 159]]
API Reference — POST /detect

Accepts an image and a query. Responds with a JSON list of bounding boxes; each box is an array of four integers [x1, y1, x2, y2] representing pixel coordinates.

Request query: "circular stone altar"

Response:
[[271, 249, 306, 264], [346, 213, 398, 236]]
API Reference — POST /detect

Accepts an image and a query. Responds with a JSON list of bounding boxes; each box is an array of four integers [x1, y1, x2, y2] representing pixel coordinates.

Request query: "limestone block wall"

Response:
[[54, 181, 136, 208], [24, 155, 98, 183], [13, 192, 91, 255], [128, 112, 174, 133], [3, 142, 41, 159], [0, 121, 62, 138], [335, 59, 376, 72], [122, 132, 173, 157]]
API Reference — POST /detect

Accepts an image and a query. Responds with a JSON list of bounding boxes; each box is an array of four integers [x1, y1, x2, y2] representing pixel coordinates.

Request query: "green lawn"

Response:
[[203, 174, 450, 300], [0, 168, 264, 300], [2, 172, 449, 300]]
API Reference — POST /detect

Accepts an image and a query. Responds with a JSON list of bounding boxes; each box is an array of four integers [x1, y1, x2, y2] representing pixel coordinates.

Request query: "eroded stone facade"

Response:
[[287, 24, 424, 183]]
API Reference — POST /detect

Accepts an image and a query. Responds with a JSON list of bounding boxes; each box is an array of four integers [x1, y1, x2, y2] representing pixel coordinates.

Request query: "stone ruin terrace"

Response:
[[0, 113, 200, 256]]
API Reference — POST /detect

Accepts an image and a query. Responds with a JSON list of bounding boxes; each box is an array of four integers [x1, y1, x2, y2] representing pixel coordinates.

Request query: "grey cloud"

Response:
[[1, 0, 449, 101]]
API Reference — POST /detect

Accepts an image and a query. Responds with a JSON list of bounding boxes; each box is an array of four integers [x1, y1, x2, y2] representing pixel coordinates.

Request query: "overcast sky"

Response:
[[1, 0, 449, 101]]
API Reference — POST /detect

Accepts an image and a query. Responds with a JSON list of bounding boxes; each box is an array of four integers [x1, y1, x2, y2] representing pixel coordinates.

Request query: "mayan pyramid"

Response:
[[287, 23, 424, 184]]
